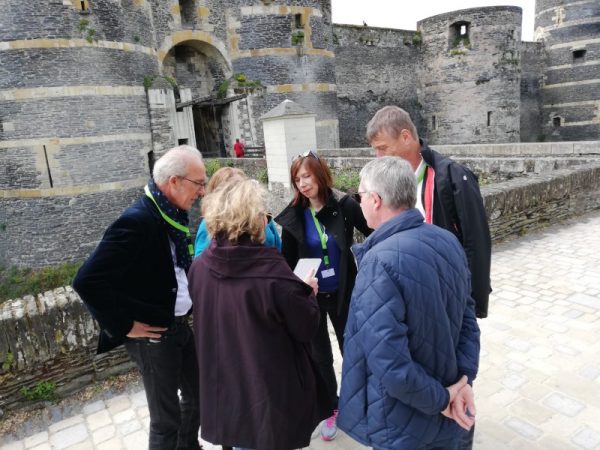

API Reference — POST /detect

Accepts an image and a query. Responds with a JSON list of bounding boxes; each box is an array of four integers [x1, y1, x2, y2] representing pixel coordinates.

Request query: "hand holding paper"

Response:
[[294, 258, 321, 296], [303, 268, 319, 296]]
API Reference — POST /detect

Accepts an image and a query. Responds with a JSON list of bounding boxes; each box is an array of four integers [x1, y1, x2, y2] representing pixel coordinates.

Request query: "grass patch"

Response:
[[0, 262, 81, 303], [21, 381, 58, 402], [333, 170, 360, 193], [204, 159, 221, 177], [257, 168, 269, 184]]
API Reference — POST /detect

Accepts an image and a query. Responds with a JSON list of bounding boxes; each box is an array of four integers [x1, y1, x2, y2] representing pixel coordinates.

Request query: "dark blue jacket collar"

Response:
[[352, 208, 424, 265]]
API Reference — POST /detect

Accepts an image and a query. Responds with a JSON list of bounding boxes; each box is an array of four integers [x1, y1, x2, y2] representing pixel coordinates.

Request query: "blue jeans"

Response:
[[125, 320, 201, 450]]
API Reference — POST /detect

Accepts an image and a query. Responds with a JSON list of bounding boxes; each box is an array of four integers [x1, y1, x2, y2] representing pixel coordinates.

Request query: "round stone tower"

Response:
[[0, 0, 338, 267], [534, 0, 600, 141], [417, 6, 522, 145], [225, 0, 338, 148], [0, 0, 161, 267]]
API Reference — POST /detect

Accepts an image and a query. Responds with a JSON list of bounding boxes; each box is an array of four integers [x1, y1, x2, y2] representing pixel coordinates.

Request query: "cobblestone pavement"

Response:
[[2, 212, 599, 450]]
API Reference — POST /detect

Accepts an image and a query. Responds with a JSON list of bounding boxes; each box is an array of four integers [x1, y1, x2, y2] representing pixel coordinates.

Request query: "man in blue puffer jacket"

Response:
[[338, 157, 481, 450]]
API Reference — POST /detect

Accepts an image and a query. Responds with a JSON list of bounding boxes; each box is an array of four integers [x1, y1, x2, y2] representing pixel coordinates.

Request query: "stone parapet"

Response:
[[0, 286, 133, 413], [483, 162, 600, 242], [318, 141, 600, 157], [2, 160, 600, 414]]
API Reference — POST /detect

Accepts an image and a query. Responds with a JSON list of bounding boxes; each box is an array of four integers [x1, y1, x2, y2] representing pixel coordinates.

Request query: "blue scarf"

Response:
[[145, 179, 193, 272]]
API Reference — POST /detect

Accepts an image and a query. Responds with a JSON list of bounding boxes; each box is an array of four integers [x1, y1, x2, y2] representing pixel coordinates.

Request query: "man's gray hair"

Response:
[[360, 156, 416, 210], [366, 105, 419, 143], [153, 145, 204, 185]]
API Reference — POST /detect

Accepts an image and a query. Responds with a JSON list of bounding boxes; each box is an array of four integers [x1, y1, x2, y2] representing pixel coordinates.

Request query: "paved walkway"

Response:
[[1, 212, 600, 450]]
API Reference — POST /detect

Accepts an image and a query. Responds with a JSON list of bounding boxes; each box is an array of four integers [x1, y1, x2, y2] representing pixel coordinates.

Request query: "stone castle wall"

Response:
[[333, 25, 422, 147], [520, 41, 546, 142], [229, 3, 339, 148]]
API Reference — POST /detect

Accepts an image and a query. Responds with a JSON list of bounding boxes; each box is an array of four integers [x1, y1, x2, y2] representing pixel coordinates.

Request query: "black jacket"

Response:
[[73, 196, 180, 354], [274, 189, 372, 315], [421, 141, 492, 318]]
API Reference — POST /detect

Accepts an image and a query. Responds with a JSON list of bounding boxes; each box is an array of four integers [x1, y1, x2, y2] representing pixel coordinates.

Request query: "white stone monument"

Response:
[[260, 99, 317, 189]]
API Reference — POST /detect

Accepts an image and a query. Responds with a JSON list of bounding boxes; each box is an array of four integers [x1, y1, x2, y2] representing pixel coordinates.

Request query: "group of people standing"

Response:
[[73, 106, 491, 450]]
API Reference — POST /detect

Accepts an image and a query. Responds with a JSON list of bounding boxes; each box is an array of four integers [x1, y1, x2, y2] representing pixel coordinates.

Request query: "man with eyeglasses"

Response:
[[74, 145, 206, 450], [338, 157, 480, 450]]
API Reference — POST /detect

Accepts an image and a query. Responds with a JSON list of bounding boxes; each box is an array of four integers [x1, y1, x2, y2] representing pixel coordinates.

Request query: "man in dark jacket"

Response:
[[73, 145, 207, 450], [366, 105, 491, 319], [338, 157, 480, 450]]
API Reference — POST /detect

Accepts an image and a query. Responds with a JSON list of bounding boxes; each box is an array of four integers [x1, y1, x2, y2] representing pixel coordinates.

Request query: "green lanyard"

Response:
[[416, 161, 428, 185], [310, 208, 330, 267], [144, 185, 194, 257]]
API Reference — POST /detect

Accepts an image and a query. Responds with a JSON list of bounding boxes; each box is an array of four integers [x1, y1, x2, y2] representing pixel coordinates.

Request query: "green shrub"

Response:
[[143, 75, 178, 91], [143, 75, 155, 90], [21, 381, 58, 402], [291, 30, 305, 46], [257, 168, 269, 184], [216, 80, 230, 98], [0, 262, 81, 303], [78, 19, 89, 32], [204, 159, 221, 177], [243, 80, 262, 88], [163, 76, 178, 88], [453, 36, 471, 48], [1, 352, 15, 371], [333, 171, 360, 193], [85, 28, 97, 43], [412, 32, 422, 45]]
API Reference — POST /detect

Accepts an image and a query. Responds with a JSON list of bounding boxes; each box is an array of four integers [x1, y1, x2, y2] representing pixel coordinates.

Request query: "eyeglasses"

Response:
[[356, 191, 379, 203], [294, 150, 319, 161], [356, 191, 369, 203], [180, 177, 206, 189]]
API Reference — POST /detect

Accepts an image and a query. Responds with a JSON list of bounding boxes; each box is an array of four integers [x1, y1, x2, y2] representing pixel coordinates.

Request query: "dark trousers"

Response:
[[311, 292, 346, 410], [125, 320, 201, 450], [460, 423, 474, 449]]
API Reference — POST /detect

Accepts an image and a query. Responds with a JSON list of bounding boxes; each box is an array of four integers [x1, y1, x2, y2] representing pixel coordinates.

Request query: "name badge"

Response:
[[321, 268, 335, 279]]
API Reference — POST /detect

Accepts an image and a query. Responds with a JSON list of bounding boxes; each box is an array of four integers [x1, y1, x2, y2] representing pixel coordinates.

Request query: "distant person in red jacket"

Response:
[[233, 138, 245, 158]]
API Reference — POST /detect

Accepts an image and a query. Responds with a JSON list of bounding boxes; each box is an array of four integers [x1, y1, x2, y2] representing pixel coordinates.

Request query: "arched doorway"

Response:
[[162, 40, 233, 157]]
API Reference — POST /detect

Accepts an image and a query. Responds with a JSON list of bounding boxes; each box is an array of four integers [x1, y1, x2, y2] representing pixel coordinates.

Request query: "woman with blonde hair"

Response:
[[194, 167, 281, 256], [188, 180, 331, 450]]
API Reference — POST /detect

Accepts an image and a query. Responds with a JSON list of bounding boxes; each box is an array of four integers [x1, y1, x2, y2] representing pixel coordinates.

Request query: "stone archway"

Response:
[[160, 35, 234, 156]]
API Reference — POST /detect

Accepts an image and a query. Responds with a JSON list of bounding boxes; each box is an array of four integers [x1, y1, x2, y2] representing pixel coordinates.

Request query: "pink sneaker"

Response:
[[320, 409, 338, 441]]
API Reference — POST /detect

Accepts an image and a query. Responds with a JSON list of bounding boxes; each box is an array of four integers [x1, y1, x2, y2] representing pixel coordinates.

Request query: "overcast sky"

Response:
[[331, 0, 536, 41]]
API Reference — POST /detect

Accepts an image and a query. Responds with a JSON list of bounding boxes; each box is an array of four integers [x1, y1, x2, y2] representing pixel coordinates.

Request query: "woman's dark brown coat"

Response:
[[188, 238, 331, 450]]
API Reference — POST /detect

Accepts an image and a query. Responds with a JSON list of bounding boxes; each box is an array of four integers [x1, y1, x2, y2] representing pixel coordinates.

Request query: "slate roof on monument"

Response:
[[260, 99, 315, 121]]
